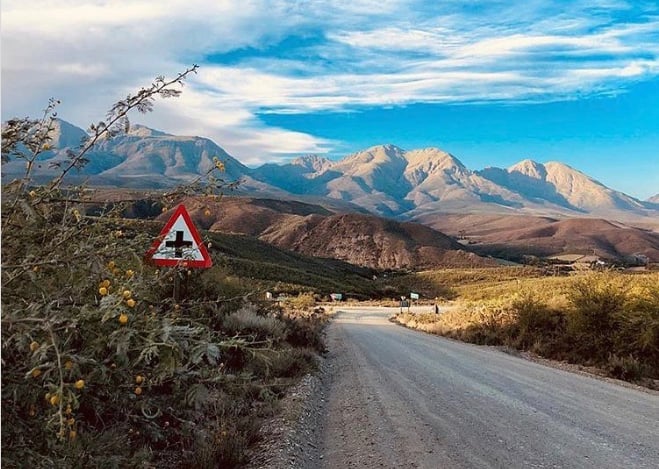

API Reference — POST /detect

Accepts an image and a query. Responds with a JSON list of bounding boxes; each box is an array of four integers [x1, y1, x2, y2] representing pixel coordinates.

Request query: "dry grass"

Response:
[[394, 271, 659, 386]]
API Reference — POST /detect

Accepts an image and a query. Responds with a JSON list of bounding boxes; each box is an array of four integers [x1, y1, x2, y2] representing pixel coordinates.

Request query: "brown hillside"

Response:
[[416, 213, 659, 261], [164, 197, 492, 270], [260, 213, 491, 270]]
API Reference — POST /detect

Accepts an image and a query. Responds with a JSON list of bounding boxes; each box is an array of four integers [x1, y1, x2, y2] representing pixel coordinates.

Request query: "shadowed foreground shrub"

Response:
[[1, 74, 327, 468]]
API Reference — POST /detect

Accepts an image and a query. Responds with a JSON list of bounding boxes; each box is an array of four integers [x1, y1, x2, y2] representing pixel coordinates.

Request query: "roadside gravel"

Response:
[[245, 352, 328, 468]]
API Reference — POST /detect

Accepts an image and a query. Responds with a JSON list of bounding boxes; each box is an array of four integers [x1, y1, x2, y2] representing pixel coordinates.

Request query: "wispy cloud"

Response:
[[2, 0, 658, 163]]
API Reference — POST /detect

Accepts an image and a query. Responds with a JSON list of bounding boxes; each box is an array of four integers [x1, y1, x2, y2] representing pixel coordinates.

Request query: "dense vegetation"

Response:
[[1, 70, 328, 467], [394, 269, 659, 386]]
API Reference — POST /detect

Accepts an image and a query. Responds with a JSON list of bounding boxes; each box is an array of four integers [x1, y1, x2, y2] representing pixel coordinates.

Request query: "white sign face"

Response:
[[151, 214, 205, 261]]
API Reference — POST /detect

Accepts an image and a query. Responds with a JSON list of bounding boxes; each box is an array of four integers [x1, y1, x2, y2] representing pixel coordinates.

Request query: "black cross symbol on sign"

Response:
[[165, 231, 193, 258]]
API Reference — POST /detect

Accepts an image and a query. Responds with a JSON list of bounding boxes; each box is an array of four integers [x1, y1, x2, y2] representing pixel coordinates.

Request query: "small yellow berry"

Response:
[[64, 360, 73, 370], [107, 261, 115, 270], [29, 190, 37, 197], [161, 207, 167, 213], [135, 375, 144, 384], [31, 368, 42, 378], [101, 279, 111, 288], [98, 286, 108, 296], [134, 386, 143, 395], [42, 143, 51, 150], [67, 417, 75, 426], [204, 209, 211, 216], [122, 290, 132, 299], [50, 394, 60, 406], [65, 405, 72, 415], [74, 379, 85, 390], [69, 430, 77, 440], [29, 341, 39, 352], [125, 269, 134, 278], [118, 313, 128, 325], [126, 299, 136, 308], [32, 265, 40, 272]]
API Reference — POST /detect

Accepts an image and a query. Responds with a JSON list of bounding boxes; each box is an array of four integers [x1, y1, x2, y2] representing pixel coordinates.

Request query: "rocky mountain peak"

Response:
[[126, 124, 169, 138], [48, 118, 88, 149], [291, 154, 333, 173], [508, 159, 547, 180]]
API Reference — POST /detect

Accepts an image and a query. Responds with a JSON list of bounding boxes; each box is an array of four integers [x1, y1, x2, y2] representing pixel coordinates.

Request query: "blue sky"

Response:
[[2, 0, 658, 198]]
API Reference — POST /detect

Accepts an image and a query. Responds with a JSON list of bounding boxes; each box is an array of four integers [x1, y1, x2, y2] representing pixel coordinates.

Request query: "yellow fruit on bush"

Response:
[[32, 265, 40, 272], [135, 375, 144, 384], [42, 143, 51, 150], [107, 261, 115, 270], [98, 286, 108, 296], [65, 405, 72, 415], [31, 368, 42, 378], [101, 279, 111, 288], [125, 269, 134, 278], [126, 299, 136, 308], [204, 209, 211, 216], [65, 360, 73, 370], [29, 341, 39, 352], [74, 379, 85, 390], [29, 190, 37, 197], [67, 417, 75, 426], [122, 290, 132, 299], [134, 386, 143, 395], [69, 430, 77, 440], [50, 394, 60, 406], [118, 313, 128, 325]]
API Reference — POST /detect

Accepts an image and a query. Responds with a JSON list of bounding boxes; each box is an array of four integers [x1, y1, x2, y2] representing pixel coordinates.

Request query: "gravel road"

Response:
[[317, 306, 659, 469]]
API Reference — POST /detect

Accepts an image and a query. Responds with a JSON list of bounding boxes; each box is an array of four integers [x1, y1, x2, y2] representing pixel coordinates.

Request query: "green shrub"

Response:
[[606, 354, 645, 381], [1, 71, 328, 467]]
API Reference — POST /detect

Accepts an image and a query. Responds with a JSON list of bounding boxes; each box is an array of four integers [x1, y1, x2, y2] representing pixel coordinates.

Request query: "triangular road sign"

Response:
[[145, 204, 212, 268]]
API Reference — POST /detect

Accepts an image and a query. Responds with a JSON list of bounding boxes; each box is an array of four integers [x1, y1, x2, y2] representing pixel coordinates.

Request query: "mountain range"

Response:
[[3, 119, 656, 223], [3, 119, 658, 264]]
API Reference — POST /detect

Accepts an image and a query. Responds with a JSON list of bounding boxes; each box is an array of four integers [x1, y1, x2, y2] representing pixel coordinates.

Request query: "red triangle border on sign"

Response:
[[145, 204, 213, 268]]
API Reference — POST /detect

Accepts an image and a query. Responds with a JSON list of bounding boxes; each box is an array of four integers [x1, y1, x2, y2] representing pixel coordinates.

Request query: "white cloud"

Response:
[[2, 0, 658, 165]]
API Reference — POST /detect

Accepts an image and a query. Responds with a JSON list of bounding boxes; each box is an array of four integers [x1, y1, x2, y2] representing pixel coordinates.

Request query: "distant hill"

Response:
[[164, 196, 493, 270], [416, 212, 659, 262]]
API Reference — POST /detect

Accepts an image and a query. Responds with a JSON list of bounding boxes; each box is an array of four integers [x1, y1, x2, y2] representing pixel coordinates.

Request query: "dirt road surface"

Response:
[[318, 306, 659, 468]]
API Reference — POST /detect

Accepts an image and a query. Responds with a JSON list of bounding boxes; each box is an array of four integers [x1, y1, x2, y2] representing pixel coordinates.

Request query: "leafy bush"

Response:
[[1, 70, 326, 467], [566, 274, 626, 355]]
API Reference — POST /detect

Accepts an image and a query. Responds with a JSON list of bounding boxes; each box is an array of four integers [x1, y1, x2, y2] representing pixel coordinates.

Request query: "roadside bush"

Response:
[[605, 354, 646, 381], [223, 304, 287, 342], [566, 274, 626, 356], [1, 70, 326, 467], [511, 294, 566, 351]]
